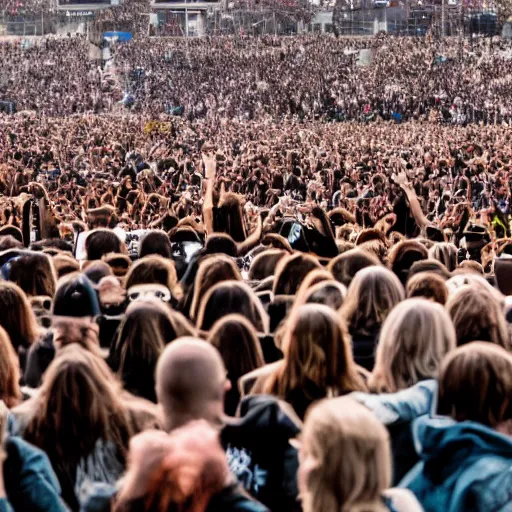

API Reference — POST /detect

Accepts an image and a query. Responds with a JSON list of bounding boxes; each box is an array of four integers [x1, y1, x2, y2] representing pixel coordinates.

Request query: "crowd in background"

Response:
[[0, 25, 510, 512]]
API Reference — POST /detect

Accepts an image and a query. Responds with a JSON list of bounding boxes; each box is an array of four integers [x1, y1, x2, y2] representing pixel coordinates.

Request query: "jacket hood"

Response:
[[413, 416, 512, 466]]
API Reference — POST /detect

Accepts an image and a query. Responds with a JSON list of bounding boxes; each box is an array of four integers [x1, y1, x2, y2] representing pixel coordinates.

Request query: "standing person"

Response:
[[298, 396, 422, 512], [400, 343, 512, 511]]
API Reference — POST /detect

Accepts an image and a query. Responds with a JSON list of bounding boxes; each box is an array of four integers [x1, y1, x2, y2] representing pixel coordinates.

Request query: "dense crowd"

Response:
[[0, 29, 511, 512], [1, 34, 512, 120]]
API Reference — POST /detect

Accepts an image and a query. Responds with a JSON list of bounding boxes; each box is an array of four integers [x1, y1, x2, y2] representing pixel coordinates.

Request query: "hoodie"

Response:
[[400, 416, 512, 512]]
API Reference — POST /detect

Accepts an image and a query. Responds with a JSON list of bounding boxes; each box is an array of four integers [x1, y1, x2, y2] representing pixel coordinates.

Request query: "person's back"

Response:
[[155, 338, 300, 510], [400, 343, 512, 512]]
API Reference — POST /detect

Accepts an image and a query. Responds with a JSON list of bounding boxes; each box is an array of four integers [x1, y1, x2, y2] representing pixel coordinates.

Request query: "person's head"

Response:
[[7, 252, 57, 297], [303, 280, 347, 311], [429, 242, 458, 272], [389, 240, 429, 286], [437, 343, 512, 433], [369, 298, 456, 393], [125, 255, 179, 298], [267, 304, 366, 405], [273, 253, 322, 296], [82, 260, 113, 286], [341, 266, 404, 337], [327, 248, 380, 288], [456, 260, 484, 275], [408, 259, 451, 281], [406, 272, 449, 305], [190, 254, 242, 322], [294, 269, 334, 304], [0, 326, 22, 408], [299, 397, 391, 512], [0, 281, 41, 351], [446, 286, 511, 349], [23, 344, 132, 467], [156, 338, 230, 431], [85, 229, 123, 261], [52, 254, 80, 279], [196, 280, 268, 333], [113, 300, 195, 401], [248, 249, 287, 281], [204, 233, 238, 257], [52, 273, 101, 351], [138, 230, 172, 259], [207, 314, 264, 391], [115, 422, 229, 512]]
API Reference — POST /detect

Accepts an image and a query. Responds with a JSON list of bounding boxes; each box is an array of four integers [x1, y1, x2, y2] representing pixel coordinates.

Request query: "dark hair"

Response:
[[139, 231, 172, 260], [408, 259, 451, 282], [207, 314, 264, 415], [196, 281, 267, 333], [406, 272, 449, 305], [111, 301, 194, 402], [328, 248, 380, 288], [389, 240, 429, 286], [85, 230, 122, 261], [8, 253, 57, 297], [204, 233, 238, 257], [273, 253, 321, 296], [249, 249, 287, 281], [125, 256, 178, 295]]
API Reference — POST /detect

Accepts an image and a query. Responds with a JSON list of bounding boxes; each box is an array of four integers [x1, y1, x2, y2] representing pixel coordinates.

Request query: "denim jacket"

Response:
[[351, 379, 437, 483]]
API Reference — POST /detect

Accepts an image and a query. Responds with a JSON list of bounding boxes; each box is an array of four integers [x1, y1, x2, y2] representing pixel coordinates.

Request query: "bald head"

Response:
[[156, 337, 228, 430]]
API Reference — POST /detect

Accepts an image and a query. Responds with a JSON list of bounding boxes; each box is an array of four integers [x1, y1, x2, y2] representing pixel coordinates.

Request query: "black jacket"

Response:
[[221, 395, 302, 512]]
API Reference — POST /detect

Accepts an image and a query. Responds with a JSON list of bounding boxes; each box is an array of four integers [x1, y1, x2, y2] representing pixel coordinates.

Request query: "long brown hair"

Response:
[[0, 326, 22, 408], [0, 281, 42, 350], [265, 304, 366, 404], [21, 345, 133, 473]]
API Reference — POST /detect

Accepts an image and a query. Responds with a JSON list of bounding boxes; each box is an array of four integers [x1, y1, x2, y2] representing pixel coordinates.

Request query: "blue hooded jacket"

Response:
[[399, 416, 512, 512]]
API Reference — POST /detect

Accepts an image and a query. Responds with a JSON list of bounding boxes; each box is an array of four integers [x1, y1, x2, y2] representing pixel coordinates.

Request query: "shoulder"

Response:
[[207, 485, 270, 512], [383, 488, 423, 512], [240, 361, 283, 396]]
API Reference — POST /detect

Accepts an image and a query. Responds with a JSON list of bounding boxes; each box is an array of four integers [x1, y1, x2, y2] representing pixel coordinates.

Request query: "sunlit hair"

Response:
[[0, 326, 22, 408], [437, 342, 512, 428], [341, 266, 404, 338], [196, 280, 268, 333], [190, 254, 242, 322], [125, 255, 179, 297], [300, 397, 391, 512], [273, 253, 322, 296], [264, 305, 366, 410], [369, 298, 456, 393], [294, 269, 334, 306], [303, 280, 347, 311], [406, 272, 449, 305], [0, 281, 42, 350], [111, 300, 195, 401], [327, 248, 380, 288], [429, 242, 458, 272], [21, 345, 133, 474], [8, 252, 57, 297], [446, 286, 511, 350], [115, 422, 229, 512], [248, 249, 288, 281]]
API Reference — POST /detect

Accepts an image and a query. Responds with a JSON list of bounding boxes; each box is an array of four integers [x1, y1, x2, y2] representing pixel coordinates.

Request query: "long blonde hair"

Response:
[[369, 298, 456, 393], [300, 396, 391, 512]]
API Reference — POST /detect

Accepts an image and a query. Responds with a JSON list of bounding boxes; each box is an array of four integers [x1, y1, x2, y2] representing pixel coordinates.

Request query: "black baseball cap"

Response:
[[53, 274, 100, 318]]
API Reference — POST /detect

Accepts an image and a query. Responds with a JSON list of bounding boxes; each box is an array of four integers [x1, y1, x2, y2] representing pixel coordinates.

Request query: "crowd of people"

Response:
[[0, 22, 511, 512], [1, 34, 512, 121]]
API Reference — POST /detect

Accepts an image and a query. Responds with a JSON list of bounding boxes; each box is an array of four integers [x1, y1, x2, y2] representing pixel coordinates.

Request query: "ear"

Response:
[[224, 379, 232, 393]]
